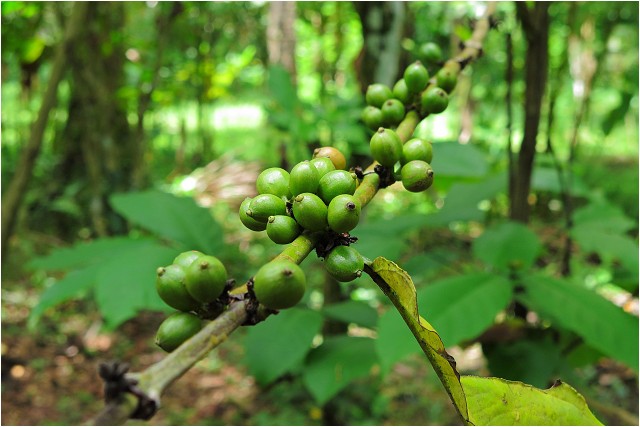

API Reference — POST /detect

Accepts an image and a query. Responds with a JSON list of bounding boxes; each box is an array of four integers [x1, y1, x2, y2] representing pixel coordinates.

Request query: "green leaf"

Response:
[[302, 336, 377, 405], [322, 300, 378, 329], [573, 200, 635, 234], [244, 308, 323, 385], [110, 190, 224, 255], [21, 37, 46, 63], [483, 336, 563, 388], [530, 167, 589, 197], [356, 214, 428, 260], [417, 273, 512, 347], [431, 143, 488, 178], [472, 222, 542, 271], [94, 242, 177, 328], [518, 274, 639, 369], [429, 172, 506, 225], [268, 65, 298, 112], [571, 226, 639, 287], [462, 376, 602, 425], [28, 237, 154, 271], [402, 250, 459, 280], [375, 308, 421, 375], [28, 267, 98, 329], [366, 257, 470, 424]]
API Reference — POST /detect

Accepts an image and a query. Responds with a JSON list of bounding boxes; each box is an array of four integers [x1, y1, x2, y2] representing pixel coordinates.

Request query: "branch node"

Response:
[[374, 164, 396, 189], [98, 361, 159, 420]]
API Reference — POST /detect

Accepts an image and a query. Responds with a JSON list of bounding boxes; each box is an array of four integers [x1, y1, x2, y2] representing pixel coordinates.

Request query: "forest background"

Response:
[[1, 2, 638, 425]]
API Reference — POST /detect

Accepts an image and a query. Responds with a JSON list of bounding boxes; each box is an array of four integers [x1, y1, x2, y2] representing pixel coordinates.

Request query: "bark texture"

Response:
[[354, 2, 407, 91], [1, 2, 88, 264], [510, 3, 550, 223]]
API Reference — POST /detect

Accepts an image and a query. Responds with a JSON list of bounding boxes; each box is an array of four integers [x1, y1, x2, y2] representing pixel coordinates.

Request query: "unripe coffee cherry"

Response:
[[313, 146, 347, 170], [401, 160, 434, 192], [421, 87, 449, 115], [257, 167, 291, 198], [292, 193, 328, 232], [310, 156, 336, 179], [418, 42, 443, 64], [392, 79, 410, 105], [381, 99, 405, 127], [184, 255, 227, 303], [404, 61, 429, 94], [362, 106, 383, 131], [365, 83, 393, 108], [239, 197, 267, 231], [436, 67, 457, 93], [402, 138, 433, 164], [155, 312, 202, 352], [266, 215, 302, 244], [248, 194, 287, 223], [253, 260, 306, 310], [370, 127, 402, 167], [156, 264, 200, 312], [173, 250, 204, 269], [327, 194, 361, 233], [289, 160, 320, 196], [324, 245, 364, 282], [317, 170, 357, 204]]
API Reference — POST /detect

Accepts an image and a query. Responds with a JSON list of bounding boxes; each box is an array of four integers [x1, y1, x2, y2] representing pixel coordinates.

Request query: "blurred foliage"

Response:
[[2, 1, 638, 425]]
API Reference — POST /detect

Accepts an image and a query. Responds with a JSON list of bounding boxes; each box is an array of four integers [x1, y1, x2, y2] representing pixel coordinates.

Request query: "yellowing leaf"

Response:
[[366, 257, 470, 425], [462, 376, 603, 426]]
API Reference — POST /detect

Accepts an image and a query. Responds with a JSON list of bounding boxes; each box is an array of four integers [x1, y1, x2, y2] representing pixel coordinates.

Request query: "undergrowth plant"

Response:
[[26, 4, 637, 425]]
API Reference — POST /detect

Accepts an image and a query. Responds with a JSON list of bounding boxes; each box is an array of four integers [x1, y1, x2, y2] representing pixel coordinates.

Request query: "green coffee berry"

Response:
[[370, 127, 403, 167], [421, 87, 449, 115], [313, 146, 347, 170], [362, 105, 384, 131], [324, 245, 364, 282], [173, 250, 204, 269], [289, 160, 320, 196], [400, 160, 434, 192], [156, 264, 200, 312], [310, 156, 336, 179], [292, 193, 328, 232], [402, 138, 433, 164], [392, 79, 410, 105], [381, 99, 406, 127], [317, 170, 357, 204], [155, 312, 202, 352], [256, 167, 291, 198], [184, 255, 227, 303], [239, 197, 267, 231], [253, 260, 306, 310], [404, 61, 429, 94], [436, 67, 457, 93], [365, 83, 393, 108], [327, 194, 361, 233], [247, 194, 287, 223], [418, 42, 443, 64], [266, 215, 302, 244]]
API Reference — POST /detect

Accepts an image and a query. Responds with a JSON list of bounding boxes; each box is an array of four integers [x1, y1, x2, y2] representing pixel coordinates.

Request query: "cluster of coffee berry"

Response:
[[152, 46, 456, 354], [154, 250, 227, 352], [360, 57, 454, 194], [238, 146, 366, 288]]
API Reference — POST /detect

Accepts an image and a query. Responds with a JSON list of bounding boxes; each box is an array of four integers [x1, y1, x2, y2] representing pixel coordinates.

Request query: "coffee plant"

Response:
[[79, 5, 610, 425]]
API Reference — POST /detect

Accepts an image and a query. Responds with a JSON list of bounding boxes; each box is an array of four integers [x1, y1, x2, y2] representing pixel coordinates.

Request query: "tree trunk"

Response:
[[267, 1, 297, 83], [1, 2, 88, 265], [56, 2, 132, 237], [267, 1, 297, 169], [354, 2, 407, 91], [510, 3, 550, 223]]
